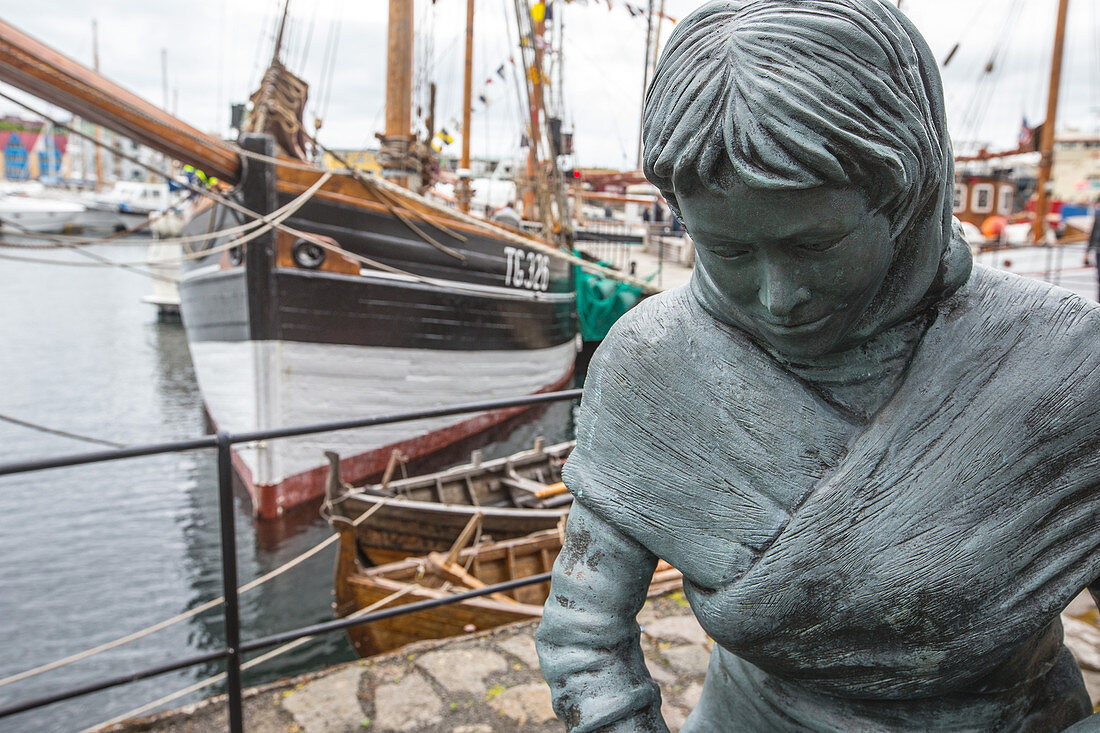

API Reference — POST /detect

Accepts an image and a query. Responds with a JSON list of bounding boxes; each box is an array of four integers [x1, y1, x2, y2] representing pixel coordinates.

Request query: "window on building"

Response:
[[4, 137, 28, 180], [953, 183, 967, 213], [973, 184, 994, 214], [37, 143, 60, 178]]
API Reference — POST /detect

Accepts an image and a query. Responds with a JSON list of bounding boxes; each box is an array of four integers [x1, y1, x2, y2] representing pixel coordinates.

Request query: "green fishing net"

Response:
[[572, 256, 650, 342]]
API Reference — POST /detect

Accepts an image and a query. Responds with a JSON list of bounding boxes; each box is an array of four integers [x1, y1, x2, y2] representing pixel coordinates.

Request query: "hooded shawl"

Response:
[[557, 267, 1100, 730]]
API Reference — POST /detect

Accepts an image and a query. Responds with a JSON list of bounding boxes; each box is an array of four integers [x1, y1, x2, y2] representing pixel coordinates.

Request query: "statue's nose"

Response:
[[758, 261, 811, 318]]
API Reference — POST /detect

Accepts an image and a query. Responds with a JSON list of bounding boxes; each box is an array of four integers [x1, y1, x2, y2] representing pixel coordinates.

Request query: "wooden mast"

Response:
[[273, 0, 291, 62], [1032, 0, 1070, 242], [457, 0, 475, 213], [635, 0, 665, 172], [90, 19, 103, 188], [382, 0, 415, 188], [635, 0, 654, 170], [651, 0, 666, 78], [523, 5, 545, 220]]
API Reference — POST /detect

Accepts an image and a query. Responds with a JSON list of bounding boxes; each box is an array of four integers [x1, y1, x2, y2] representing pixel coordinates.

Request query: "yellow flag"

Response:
[[531, 2, 546, 22]]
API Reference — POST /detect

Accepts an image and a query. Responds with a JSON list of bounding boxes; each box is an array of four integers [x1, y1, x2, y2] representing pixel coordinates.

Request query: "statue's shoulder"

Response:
[[595, 284, 710, 363], [930, 265, 1100, 416], [947, 264, 1100, 334]]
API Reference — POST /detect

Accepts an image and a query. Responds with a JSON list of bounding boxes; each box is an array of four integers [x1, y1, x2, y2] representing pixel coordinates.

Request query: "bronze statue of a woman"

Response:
[[535, 1, 1100, 730]]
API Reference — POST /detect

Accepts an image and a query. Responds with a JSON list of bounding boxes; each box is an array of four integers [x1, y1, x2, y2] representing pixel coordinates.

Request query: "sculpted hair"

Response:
[[642, 0, 948, 238]]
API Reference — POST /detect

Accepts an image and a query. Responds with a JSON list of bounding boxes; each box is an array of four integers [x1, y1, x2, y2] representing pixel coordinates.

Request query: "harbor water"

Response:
[[0, 239, 576, 732]]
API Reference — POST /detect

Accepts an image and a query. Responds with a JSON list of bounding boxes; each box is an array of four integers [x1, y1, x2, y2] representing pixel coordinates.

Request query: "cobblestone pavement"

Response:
[[103, 591, 1100, 732]]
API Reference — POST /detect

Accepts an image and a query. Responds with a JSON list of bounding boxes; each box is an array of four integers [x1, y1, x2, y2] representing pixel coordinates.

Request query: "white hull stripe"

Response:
[[187, 339, 577, 485]]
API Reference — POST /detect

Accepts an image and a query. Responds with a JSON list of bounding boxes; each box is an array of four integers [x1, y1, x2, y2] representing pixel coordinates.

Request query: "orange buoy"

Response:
[[981, 215, 1008, 239]]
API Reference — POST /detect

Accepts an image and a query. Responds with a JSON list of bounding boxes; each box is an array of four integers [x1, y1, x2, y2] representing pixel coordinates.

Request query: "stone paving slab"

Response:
[[372, 673, 443, 732], [102, 590, 1100, 732], [280, 666, 366, 733], [414, 648, 509, 695], [497, 634, 541, 669]]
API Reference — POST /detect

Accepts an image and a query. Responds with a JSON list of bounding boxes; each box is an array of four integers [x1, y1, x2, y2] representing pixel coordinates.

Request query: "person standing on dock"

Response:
[[1088, 196, 1100, 299]]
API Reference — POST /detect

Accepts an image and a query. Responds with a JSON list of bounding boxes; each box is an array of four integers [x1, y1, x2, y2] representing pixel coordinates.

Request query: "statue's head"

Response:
[[642, 0, 970, 360]]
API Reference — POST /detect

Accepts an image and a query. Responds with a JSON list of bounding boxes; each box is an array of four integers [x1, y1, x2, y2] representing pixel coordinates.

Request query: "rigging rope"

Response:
[[0, 178, 323, 250], [0, 215, 181, 283], [0, 173, 331, 272], [0, 220, 197, 251], [0, 89, 654, 292], [954, 0, 1025, 147], [83, 473, 500, 731], [316, 6, 343, 124], [0, 412, 127, 449]]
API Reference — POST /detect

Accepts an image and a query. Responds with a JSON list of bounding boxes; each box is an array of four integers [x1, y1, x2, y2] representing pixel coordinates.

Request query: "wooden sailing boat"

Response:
[[332, 501, 683, 657], [0, 4, 646, 517], [946, 0, 1076, 245], [334, 526, 563, 657], [325, 438, 574, 565], [326, 435, 681, 657]]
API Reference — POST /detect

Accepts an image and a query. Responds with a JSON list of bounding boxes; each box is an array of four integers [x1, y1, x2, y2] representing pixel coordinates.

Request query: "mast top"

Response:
[[272, 0, 292, 64]]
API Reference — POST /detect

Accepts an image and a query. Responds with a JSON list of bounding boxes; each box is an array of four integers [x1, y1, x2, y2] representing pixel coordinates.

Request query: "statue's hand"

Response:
[[536, 501, 667, 732]]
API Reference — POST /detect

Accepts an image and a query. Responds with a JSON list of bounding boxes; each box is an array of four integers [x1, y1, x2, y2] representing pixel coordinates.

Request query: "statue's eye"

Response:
[[709, 244, 751, 259], [797, 238, 841, 253]]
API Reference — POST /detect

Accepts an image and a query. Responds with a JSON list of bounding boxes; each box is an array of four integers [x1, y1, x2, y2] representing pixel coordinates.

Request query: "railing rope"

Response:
[[0, 498, 389, 689], [85, 579, 421, 731], [0, 571, 554, 722]]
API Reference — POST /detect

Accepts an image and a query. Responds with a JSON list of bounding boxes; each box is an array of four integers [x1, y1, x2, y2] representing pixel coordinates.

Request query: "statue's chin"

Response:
[[731, 315, 850, 364]]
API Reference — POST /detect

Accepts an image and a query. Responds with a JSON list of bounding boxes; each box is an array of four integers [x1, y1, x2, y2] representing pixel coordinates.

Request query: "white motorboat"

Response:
[[0, 193, 85, 233], [75, 181, 172, 232]]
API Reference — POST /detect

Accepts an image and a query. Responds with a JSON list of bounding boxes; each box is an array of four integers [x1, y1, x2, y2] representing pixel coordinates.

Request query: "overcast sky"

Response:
[[0, 0, 1097, 169]]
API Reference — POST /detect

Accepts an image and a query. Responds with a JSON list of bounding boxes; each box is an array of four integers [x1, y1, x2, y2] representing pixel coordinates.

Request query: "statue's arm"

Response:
[[536, 500, 667, 733]]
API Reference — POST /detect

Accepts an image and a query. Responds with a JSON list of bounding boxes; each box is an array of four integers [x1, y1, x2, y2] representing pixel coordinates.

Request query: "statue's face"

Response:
[[678, 180, 894, 359]]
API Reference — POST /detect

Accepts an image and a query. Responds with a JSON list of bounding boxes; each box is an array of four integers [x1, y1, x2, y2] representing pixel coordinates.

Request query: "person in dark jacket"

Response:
[[1088, 197, 1100, 298]]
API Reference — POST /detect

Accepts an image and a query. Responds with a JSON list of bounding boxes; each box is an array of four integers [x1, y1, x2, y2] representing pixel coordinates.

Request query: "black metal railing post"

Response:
[[216, 430, 244, 733]]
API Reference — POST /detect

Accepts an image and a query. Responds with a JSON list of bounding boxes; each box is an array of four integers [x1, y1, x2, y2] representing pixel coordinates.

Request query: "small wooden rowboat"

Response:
[[332, 516, 682, 657], [325, 438, 575, 565]]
